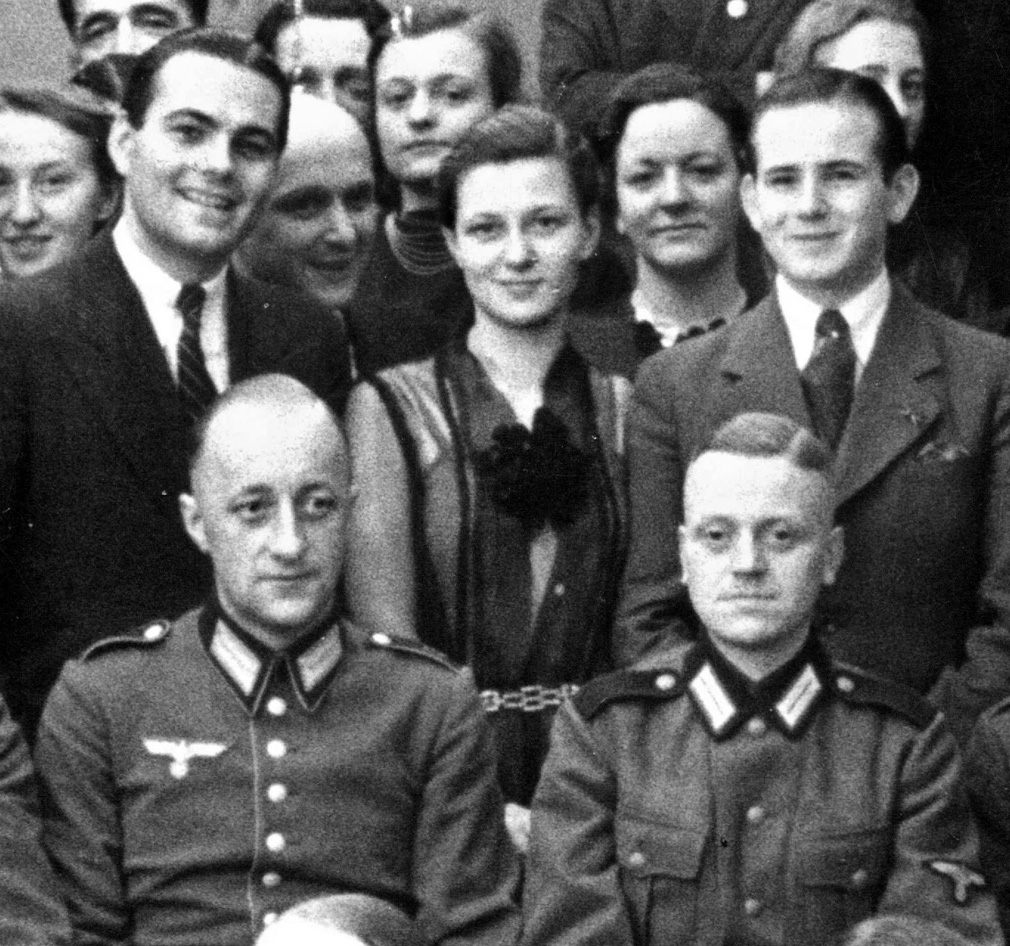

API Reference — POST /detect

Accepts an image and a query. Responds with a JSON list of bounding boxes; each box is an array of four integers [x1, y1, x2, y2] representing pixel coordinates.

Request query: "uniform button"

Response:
[[262, 871, 282, 888], [727, 0, 748, 16], [553, 582, 565, 596], [627, 851, 646, 868], [266, 697, 287, 717], [263, 912, 278, 926], [265, 832, 286, 853], [267, 783, 288, 803], [744, 898, 762, 917], [747, 717, 767, 736], [655, 673, 677, 691], [746, 805, 765, 824], [836, 675, 855, 694], [266, 739, 286, 758], [851, 868, 869, 889], [143, 624, 164, 641], [372, 632, 392, 646]]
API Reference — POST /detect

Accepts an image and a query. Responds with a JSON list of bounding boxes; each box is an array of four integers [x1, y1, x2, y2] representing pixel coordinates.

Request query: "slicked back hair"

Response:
[[437, 104, 598, 231], [751, 67, 910, 181], [58, 0, 209, 35], [694, 412, 835, 482], [254, 0, 391, 54], [121, 28, 291, 151], [774, 0, 930, 78]]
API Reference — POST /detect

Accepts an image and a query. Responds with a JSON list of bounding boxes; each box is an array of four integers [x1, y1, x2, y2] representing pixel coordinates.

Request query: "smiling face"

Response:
[[0, 111, 115, 280], [680, 451, 843, 676], [446, 156, 599, 332], [616, 98, 741, 278], [72, 0, 195, 66], [109, 51, 283, 282], [181, 392, 351, 650], [374, 28, 495, 193], [275, 17, 372, 123], [742, 100, 917, 307], [238, 103, 377, 310], [815, 19, 926, 148]]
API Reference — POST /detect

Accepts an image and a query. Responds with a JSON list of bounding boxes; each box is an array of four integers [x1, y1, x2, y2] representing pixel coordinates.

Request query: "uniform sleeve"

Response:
[[412, 673, 521, 946], [966, 714, 1010, 936], [0, 694, 71, 946], [612, 359, 693, 666], [879, 713, 1003, 946], [34, 664, 129, 946], [538, 0, 625, 135], [344, 380, 419, 640], [935, 341, 1010, 742], [521, 701, 634, 946]]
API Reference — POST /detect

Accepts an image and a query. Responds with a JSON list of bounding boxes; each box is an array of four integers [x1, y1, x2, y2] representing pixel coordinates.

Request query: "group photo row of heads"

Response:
[[1, 0, 1010, 944]]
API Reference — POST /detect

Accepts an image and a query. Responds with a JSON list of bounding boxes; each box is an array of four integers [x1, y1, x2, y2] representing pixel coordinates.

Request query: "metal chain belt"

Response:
[[479, 684, 580, 714]]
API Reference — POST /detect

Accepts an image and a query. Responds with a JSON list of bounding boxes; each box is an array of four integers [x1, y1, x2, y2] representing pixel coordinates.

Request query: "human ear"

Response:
[[179, 493, 209, 555]]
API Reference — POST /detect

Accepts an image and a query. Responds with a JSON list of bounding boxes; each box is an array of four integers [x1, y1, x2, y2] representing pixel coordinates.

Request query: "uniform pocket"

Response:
[[616, 815, 707, 945], [795, 827, 891, 935]]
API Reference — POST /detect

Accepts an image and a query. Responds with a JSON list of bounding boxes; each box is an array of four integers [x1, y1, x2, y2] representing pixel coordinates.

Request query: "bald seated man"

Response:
[[34, 374, 521, 946], [236, 96, 378, 316]]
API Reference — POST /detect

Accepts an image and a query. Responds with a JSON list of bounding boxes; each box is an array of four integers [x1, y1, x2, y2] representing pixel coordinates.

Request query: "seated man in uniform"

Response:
[[522, 412, 1000, 946], [34, 374, 521, 946]]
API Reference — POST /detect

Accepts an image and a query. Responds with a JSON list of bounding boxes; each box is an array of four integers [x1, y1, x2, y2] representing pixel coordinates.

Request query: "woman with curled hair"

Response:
[[346, 105, 628, 838], [774, 0, 1001, 331], [0, 87, 119, 281], [573, 63, 759, 376], [346, 3, 523, 376]]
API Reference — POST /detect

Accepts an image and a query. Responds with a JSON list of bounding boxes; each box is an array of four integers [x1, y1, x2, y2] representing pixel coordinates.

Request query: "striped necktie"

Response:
[[800, 308, 855, 450], [175, 283, 217, 422]]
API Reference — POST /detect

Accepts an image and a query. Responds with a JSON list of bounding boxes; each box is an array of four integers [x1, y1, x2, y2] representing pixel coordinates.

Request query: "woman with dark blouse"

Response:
[[346, 106, 629, 844]]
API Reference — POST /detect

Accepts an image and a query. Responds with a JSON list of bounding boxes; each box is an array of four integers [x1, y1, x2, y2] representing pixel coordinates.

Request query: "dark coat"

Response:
[[617, 284, 1010, 739], [0, 233, 352, 735]]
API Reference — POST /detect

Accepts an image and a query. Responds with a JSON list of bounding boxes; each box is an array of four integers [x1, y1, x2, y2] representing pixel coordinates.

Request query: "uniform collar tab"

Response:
[[199, 605, 343, 716]]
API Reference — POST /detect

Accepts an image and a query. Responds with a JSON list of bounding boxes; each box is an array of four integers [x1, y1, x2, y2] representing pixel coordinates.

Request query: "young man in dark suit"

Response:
[[618, 69, 1010, 740], [0, 28, 352, 737]]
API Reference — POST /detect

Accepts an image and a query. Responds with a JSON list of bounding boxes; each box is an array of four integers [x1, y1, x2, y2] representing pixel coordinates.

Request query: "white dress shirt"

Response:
[[113, 222, 230, 392], [776, 268, 891, 385]]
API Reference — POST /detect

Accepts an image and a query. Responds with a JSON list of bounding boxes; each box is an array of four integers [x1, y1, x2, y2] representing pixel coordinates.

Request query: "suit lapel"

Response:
[[55, 234, 191, 495], [834, 286, 942, 505], [716, 296, 810, 427]]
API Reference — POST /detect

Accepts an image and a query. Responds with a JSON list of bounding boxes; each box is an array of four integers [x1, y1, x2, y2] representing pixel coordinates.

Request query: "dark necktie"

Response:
[[801, 308, 856, 450], [175, 283, 217, 422]]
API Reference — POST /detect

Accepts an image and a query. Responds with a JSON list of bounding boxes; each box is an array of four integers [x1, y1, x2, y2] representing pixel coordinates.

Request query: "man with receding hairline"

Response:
[[524, 411, 999, 946], [34, 373, 521, 946]]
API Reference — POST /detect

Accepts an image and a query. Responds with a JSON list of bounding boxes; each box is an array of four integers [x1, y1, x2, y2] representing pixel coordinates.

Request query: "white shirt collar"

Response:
[[776, 269, 891, 379], [112, 220, 229, 388]]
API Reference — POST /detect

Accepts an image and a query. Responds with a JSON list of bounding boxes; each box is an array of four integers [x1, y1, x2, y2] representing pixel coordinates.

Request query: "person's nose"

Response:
[[7, 182, 42, 227], [796, 174, 827, 218], [321, 201, 357, 248], [731, 532, 767, 574], [660, 167, 691, 208], [269, 503, 307, 560], [503, 224, 535, 267], [114, 16, 144, 55], [201, 133, 234, 177], [881, 78, 911, 128], [407, 90, 434, 127]]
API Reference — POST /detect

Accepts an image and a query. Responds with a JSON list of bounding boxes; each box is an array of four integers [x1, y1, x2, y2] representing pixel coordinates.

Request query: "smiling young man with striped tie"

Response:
[[0, 28, 351, 739], [615, 68, 1010, 743]]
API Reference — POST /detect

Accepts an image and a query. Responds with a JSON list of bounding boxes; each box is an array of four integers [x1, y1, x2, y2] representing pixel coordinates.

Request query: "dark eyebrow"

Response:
[[273, 185, 332, 211], [163, 108, 215, 127]]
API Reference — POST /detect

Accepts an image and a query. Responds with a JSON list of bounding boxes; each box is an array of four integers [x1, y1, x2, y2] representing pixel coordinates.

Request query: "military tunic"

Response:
[[522, 639, 1001, 946], [34, 607, 521, 946]]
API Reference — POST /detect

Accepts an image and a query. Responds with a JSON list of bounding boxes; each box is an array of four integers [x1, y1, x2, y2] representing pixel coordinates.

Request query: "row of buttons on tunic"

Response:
[[262, 696, 291, 927]]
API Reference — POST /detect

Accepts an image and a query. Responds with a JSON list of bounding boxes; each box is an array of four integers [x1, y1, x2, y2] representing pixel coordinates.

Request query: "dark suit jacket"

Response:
[[618, 283, 1010, 739], [0, 233, 352, 735]]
